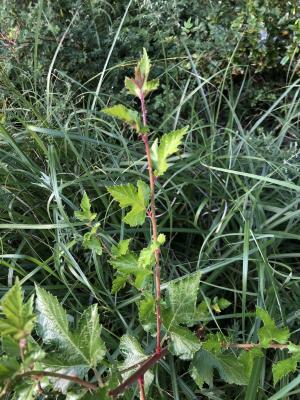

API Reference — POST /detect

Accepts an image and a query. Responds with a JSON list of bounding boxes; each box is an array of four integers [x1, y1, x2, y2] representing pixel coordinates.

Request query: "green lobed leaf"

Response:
[[256, 307, 290, 348], [202, 333, 224, 354], [272, 355, 300, 385], [151, 126, 189, 176], [191, 349, 248, 389], [0, 278, 35, 340], [111, 239, 131, 258], [107, 180, 150, 227], [165, 271, 201, 326], [74, 192, 97, 222], [102, 104, 141, 131]]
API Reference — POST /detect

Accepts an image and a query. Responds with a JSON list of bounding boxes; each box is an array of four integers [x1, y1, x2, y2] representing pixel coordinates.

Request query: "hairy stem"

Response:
[[138, 376, 146, 400], [17, 371, 97, 390], [140, 92, 162, 355]]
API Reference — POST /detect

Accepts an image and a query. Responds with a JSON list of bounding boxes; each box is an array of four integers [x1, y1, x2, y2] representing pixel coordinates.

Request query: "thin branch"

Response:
[[109, 347, 168, 398], [224, 342, 296, 350], [17, 371, 97, 391], [138, 376, 146, 400]]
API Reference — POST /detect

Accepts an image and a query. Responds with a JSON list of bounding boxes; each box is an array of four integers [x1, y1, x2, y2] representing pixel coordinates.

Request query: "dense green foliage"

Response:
[[1, 1, 300, 399]]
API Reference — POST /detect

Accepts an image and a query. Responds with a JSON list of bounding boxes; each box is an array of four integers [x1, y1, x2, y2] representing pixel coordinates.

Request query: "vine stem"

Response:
[[16, 371, 97, 391], [140, 91, 162, 355], [224, 342, 294, 350]]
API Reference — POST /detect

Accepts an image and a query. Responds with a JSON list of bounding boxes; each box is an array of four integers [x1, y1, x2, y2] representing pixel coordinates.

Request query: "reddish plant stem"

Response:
[[109, 347, 168, 398], [138, 376, 146, 400], [140, 92, 162, 355], [17, 371, 97, 390]]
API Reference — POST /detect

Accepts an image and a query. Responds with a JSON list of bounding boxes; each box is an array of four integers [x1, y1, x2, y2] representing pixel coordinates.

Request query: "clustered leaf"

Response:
[[151, 126, 189, 176], [107, 180, 150, 227]]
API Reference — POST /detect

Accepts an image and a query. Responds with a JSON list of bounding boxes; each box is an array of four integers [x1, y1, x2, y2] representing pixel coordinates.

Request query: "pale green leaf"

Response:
[[256, 307, 290, 348], [165, 271, 201, 326], [169, 324, 201, 360], [107, 180, 150, 227], [102, 104, 141, 131], [273, 356, 298, 385], [152, 126, 189, 176], [202, 333, 224, 354], [74, 192, 97, 222]]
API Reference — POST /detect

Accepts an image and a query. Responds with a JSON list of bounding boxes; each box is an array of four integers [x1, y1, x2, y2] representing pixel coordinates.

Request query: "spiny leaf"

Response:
[[151, 126, 189, 176], [165, 271, 201, 326], [0, 279, 35, 340], [74, 192, 97, 222], [107, 180, 150, 227], [102, 104, 141, 131], [256, 307, 290, 348], [119, 335, 154, 393], [273, 355, 299, 384]]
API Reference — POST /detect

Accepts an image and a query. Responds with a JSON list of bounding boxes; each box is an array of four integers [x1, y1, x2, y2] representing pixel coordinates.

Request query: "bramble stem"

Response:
[[17, 371, 97, 390], [138, 376, 146, 400], [140, 92, 162, 355]]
